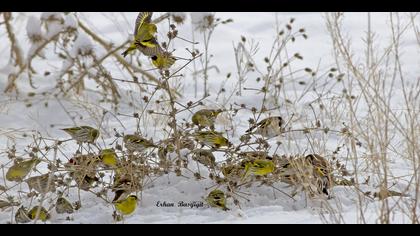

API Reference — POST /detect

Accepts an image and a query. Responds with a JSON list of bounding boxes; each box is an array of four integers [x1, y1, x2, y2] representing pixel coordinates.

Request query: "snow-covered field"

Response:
[[0, 12, 419, 224]]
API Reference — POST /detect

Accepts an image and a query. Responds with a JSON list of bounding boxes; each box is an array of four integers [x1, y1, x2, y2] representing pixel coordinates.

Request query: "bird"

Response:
[[157, 143, 174, 161], [239, 151, 273, 161], [221, 163, 245, 181], [276, 154, 333, 197], [192, 149, 216, 168], [100, 148, 118, 168], [65, 155, 100, 191], [242, 159, 275, 180], [304, 154, 333, 196], [150, 50, 176, 70], [123, 134, 157, 153], [206, 189, 229, 211], [55, 197, 74, 214], [74, 175, 99, 191], [122, 12, 160, 57], [0, 200, 19, 211], [114, 195, 138, 215], [25, 174, 56, 193], [245, 116, 284, 138], [28, 206, 50, 222], [61, 126, 99, 143], [6, 158, 41, 182], [15, 206, 31, 223], [111, 174, 135, 203], [193, 131, 230, 149], [191, 109, 223, 129]]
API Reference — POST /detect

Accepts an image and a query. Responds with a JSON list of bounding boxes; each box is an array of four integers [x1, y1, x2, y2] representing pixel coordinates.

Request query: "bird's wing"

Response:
[[258, 118, 271, 129], [136, 38, 163, 56], [131, 137, 144, 144], [246, 118, 268, 133], [254, 161, 266, 168], [134, 12, 153, 36]]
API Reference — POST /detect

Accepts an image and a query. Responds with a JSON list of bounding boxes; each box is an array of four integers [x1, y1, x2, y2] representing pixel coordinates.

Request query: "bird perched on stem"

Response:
[[304, 154, 333, 196], [246, 116, 284, 138], [239, 151, 273, 161], [65, 154, 100, 191], [206, 189, 229, 211], [123, 134, 157, 153], [61, 126, 99, 143], [150, 50, 176, 70], [193, 131, 230, 148], [55, 197, 74, 214], [15, 206, 31, 223], [25, 174, 56, 193], [114, 195, 138, 216], [100, 148, 118, 168], [192, 109, 223, 130], [192, 149, 216, 168], [6, 158, 41, 182], [122, 12, 160, 57], [277, 154, 333, 197], [242, 159, 275, 180], [28, 206, 50, 222]]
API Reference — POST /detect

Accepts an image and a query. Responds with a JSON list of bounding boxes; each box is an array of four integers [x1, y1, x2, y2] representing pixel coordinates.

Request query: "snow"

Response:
[[71, 33, 94, 57], [0, 12, 419, 224], [26, 16, 43, 39], [40, 12, 65, 38], [64, 15, 78, 30], [40, 12, 63, 22]]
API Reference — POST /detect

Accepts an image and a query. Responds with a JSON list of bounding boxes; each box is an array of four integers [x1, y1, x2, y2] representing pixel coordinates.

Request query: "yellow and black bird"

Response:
[[15, 206, 31, 223], [123, 134, 157, 153], [122, 12, 160, 57], [61, 126, 99, 143], [100, 148, 118, 168], [25, 174, 56, 193], [114, 195, 138, 216], [192, 149, 216, 168], [28, 206, 50, 222], [55, 197, 74, 214], [245, 116, 284, 138], [242, 159, 275, 180], [304, 154, 333, 196], [206, 189, 229, 211], [150, 50, 176, 70], [239, 151, 273, 161], [193, 131, 230, 149], [65, 154, 100, 191], [277, 154, 333, 197], [6, 158, 41, 182], [191, 109, 223, 129]]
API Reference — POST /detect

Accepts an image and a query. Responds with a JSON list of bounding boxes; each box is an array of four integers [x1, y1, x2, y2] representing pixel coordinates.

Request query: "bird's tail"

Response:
[[121, 50, 129, 57], [245, 126, 255, 133], [122, 44, 137, 58]]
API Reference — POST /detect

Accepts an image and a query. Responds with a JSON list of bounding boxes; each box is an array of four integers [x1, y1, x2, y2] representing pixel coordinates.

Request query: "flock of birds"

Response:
[[4, 107, 333, 221], [2, 13, 334, 222], [60, 110, 296, 215]]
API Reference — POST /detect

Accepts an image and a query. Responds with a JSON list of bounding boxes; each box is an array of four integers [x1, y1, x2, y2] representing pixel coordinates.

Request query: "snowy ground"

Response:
[[0, 12, 419, 223]]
